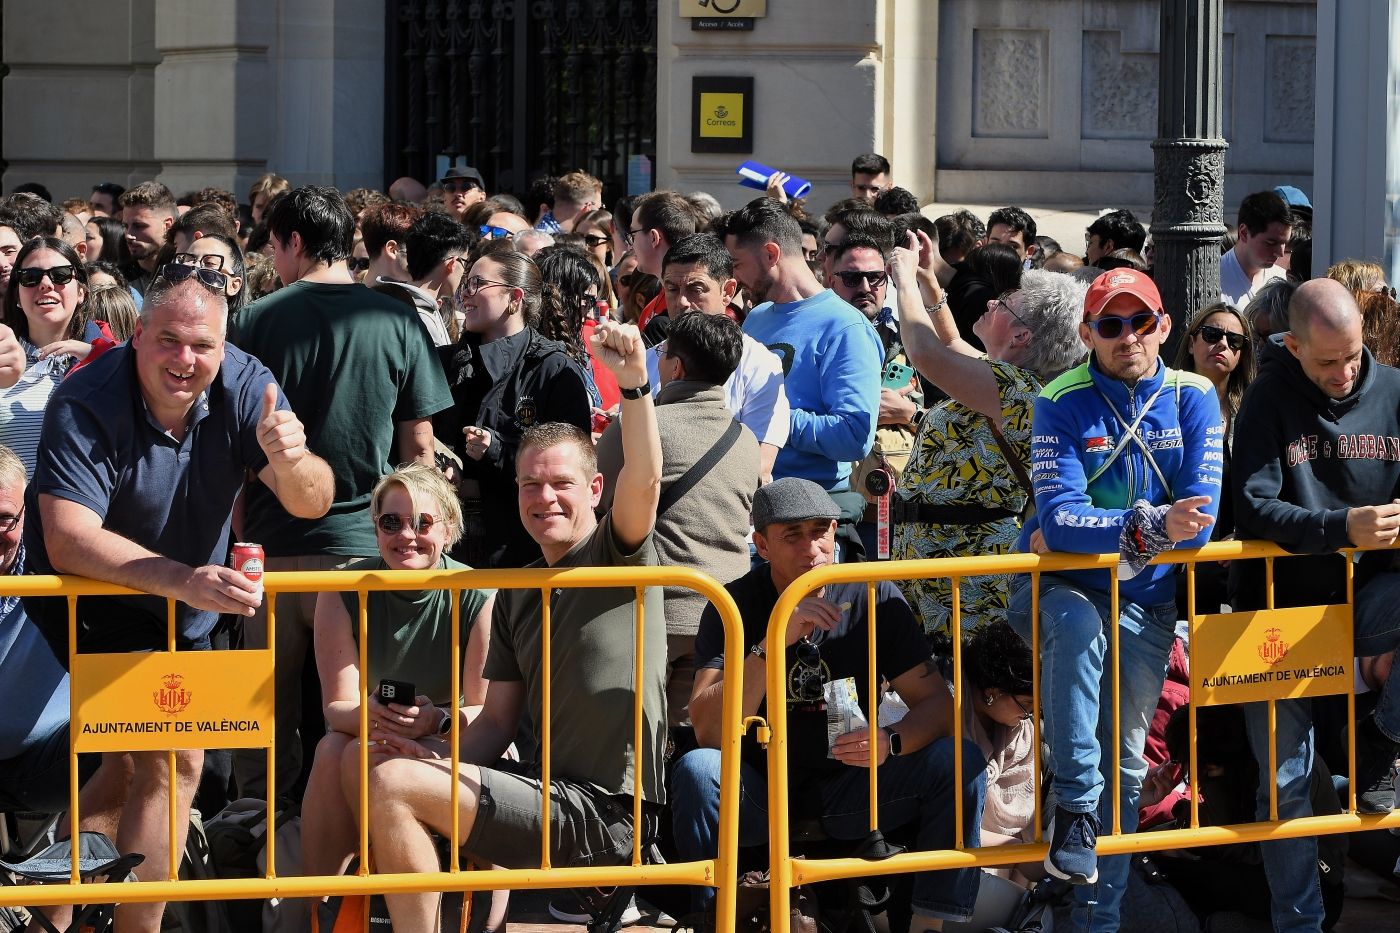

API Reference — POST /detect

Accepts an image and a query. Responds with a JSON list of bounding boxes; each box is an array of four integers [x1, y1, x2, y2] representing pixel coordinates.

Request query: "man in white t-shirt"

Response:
[[645, 233, 788, 483], [1220, 190, 1295, 308]]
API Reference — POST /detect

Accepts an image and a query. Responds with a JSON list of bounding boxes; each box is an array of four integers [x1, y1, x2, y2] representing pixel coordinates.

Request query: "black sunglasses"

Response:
[[348, 257, 370, 273], [16, 265, 78, 288], [1086, 311, 1162, 340], [1196, 323, 1247, 351], [158, 262, 228, 291], [375, 512, 440, 536], [582, 234, 611, 248], [832, 269, 888, 289]]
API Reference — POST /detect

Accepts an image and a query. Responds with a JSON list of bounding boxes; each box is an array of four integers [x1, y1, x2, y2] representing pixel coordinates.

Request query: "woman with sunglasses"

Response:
[[888, 231, 1087, 637], [302, 464, 498, 903], [0, 237, 101, 475], [440, 244, 592, 567]]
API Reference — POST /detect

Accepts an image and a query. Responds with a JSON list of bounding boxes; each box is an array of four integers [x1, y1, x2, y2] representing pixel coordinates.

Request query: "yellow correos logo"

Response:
[[700, 93, 744, 138]]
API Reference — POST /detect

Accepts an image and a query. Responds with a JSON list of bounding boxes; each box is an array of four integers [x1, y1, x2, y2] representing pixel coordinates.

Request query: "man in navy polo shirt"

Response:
[[24, 271, 333, 933]]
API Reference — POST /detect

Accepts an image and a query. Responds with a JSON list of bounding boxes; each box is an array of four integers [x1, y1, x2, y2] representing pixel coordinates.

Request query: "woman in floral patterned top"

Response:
[[887, 233, 1088, 637]]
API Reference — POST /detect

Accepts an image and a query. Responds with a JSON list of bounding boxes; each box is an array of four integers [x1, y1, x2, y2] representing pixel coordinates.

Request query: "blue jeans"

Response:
[[1007, 574, 1177, 933], [1239, 568, 1400, 933], [671, 739, 986, 921]]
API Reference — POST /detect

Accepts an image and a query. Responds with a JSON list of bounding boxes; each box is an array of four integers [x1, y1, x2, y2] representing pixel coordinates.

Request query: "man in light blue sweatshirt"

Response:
[[719, 198, 881, 502]]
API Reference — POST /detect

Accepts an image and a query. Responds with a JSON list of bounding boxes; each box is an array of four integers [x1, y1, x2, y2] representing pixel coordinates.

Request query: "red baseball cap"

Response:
[[1083, 269, 1163, 319]]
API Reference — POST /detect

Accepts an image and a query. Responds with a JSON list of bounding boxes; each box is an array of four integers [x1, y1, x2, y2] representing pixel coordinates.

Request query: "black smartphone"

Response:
[[377, 678, 416, 707]]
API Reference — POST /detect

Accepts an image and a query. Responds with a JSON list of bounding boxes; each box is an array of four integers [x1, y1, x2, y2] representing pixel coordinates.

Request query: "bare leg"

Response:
[[113, 749, 202, 933], [361, 752, 485, 933], [301, 732, 357, 878]]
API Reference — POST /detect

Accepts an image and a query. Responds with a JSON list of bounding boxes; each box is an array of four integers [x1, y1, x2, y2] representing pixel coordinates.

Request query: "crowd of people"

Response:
[[0, 153, 1394, 933]]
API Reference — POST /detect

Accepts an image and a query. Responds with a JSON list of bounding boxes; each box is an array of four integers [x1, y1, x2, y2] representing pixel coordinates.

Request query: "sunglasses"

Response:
[[348, 257, 370, 273], [173, 251, 226, 271], [582, 234, 611, 249], [16, 265, 78, 288], [462, 275, 510, 297], [478, 225, 513, 240], [1196, 323, 1247, 351], [375, 512, 441, 536], [832, 269, 888, 289], [442, 180, 480, 193], [1086, 311, 1162, 340], [158, 261, 229, 291]]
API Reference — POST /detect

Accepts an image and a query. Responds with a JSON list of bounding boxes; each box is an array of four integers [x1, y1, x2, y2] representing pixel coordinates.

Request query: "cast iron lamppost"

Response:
[[1151, 0, 1228, 357]]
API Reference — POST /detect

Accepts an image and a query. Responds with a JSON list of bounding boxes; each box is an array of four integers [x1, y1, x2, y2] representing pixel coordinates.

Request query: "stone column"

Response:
[[1150, 0, 1228, 348], [1312, 0, 1398, 282]]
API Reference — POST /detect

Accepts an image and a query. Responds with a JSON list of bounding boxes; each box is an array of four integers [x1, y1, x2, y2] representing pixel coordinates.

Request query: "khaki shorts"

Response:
[[464, 760, 661, 869]]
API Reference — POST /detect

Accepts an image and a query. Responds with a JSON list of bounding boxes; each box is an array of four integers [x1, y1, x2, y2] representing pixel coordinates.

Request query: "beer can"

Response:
[[231, 542, 265, 584]]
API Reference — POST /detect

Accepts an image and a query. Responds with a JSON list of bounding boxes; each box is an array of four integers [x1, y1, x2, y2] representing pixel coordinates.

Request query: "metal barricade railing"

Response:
[[0, 565, 745, 931], [761, 540, 1400, 923]]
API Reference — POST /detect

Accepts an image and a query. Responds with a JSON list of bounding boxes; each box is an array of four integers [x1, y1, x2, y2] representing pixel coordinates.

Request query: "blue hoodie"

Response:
[[742, 289, 881, 490], [1018, 356, 1224, 605]]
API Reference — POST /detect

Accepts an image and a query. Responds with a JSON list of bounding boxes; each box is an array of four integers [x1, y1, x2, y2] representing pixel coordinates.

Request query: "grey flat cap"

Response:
[[752, 477, 840, 530]]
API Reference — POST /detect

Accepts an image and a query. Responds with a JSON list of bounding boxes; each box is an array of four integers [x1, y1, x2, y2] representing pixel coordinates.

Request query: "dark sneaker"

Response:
[[1355, 716, 1400, 814], [1045, 806, 1100, 885]]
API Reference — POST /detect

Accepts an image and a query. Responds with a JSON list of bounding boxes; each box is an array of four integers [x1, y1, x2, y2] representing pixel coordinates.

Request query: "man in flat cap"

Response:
[[672, 477, 986, 927]]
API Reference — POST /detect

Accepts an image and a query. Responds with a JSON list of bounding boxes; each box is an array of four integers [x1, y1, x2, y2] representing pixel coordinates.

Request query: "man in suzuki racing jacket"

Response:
[[1008, 269, 1223, 933]]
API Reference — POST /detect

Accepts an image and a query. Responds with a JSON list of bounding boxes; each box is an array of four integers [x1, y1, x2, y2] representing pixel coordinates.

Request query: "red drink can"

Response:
[[231, 542, 265, 583]]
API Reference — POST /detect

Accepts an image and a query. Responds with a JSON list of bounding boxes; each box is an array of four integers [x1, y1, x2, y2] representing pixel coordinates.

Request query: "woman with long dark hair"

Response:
[[536, 245, 620, 419], [0, 237, 94, 473]]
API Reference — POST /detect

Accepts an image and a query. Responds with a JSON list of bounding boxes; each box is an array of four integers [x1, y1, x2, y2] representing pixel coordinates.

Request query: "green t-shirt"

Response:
[[484, 514, 668, 803], [238, 281, 454, 556], [339, 555, 492, 706]]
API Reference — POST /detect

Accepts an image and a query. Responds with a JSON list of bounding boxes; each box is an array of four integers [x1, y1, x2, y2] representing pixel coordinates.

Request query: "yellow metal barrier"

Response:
[[0, 565, 746, 932], [763, 541, 1400, 924]]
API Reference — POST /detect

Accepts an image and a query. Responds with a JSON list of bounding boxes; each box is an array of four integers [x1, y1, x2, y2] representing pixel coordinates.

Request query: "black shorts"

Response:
[[24, 595, 212, 671]]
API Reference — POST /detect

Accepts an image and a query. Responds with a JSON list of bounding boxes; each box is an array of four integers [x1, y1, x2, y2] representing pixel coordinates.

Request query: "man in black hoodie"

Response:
[[1232, 277, 1400, 932]]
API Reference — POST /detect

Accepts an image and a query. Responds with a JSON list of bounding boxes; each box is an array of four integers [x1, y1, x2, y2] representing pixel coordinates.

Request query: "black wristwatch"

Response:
[[883, 726, 902, 757], [619, 382, 651, 400], [437, 708, 453, 736]]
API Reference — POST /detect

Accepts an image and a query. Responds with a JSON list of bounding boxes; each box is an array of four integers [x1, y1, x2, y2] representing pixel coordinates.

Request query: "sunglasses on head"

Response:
[[832, 269, 888, 289], [16, 265, 77, 288], [1086, 310, 1162, 339], [375, 512, 441, 536], [1197, 323, 1247, 351], [157, 261, 228, 291]]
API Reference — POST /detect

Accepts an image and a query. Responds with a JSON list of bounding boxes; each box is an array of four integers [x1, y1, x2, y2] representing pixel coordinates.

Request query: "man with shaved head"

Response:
[[1232, 276, 1400, 931]]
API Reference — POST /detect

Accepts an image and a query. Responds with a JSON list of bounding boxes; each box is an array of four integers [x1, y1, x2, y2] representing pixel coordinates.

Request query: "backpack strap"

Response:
[[656, 419, 744, 518]]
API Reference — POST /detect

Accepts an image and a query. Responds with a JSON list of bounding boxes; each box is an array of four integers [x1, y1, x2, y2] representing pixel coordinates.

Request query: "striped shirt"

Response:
[[0, 343, 74, 477]]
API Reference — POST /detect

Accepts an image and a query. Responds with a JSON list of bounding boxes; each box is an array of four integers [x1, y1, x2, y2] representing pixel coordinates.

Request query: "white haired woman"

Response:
[[889, 231, 1089, 639]]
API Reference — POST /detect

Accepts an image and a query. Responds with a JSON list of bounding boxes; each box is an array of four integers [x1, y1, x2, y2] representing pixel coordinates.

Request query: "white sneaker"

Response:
[[547, 894, 642, 926]]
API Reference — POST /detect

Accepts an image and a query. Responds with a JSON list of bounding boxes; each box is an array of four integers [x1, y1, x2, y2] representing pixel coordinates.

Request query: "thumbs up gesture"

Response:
[[256, 382, 308, 469]]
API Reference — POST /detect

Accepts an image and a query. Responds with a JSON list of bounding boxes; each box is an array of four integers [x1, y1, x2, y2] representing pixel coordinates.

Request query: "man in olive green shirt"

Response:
[[365, 320, 666, 930]]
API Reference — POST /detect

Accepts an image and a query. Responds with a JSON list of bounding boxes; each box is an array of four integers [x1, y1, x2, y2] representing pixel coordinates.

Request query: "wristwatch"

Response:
[[749, 643, 767, 660], [883, 726, 902, 757], [437, 708, 453, 736], [619, 382, 651, 400]]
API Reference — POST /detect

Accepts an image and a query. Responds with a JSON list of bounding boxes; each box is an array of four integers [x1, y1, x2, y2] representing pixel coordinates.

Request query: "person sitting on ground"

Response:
[[300, 464, 497, 906], [363, 321, 667, 930], [891, 231, 1086, 637], [672, 476, 986, 929]]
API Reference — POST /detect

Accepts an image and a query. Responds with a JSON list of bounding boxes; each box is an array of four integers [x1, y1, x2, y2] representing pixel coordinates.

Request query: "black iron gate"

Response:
[[384, 0, 658, 201]]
